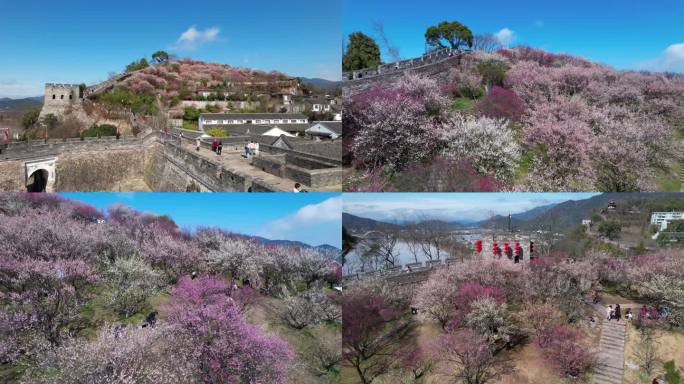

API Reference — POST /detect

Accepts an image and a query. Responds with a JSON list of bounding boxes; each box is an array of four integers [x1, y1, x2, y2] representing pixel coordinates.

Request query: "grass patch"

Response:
[[182, 121, 199, 131], [247, 296, 341, 384], [0, 363, 28, 383], [452, 96, 477, 112], [591, 242, 625, 257], [206, 127, 228, 137], [515, 150, 534, 182], [656, 161, 681, 192], [78, 286, 170, 338]]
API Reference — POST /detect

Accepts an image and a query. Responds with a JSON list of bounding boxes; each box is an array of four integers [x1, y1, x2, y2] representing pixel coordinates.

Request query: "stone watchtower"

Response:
[[44, 83, 83, 107], [41, 83, 84, 118]]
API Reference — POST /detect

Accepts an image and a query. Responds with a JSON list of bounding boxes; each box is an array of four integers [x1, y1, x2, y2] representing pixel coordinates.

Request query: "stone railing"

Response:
[[343, 48, 467, 81]]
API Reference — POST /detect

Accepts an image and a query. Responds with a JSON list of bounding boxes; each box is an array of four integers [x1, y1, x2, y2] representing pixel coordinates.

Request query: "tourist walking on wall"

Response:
[[195, 137, 201, 152], [244, 141, 250, 158], [606, 305, 613, 321], [217, 141, 222, 156], [212, 138, 218, 153], [615, 304, 622, 321], [178, 131, 183, 145]]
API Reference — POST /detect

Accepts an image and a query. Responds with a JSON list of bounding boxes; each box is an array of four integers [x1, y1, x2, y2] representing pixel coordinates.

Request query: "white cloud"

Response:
[[637, 42, 684, 73], [494, 28, 515, 47], [173, 25, 221, 51], [665, 43, 684, 61], [258, 196, 342, 240]]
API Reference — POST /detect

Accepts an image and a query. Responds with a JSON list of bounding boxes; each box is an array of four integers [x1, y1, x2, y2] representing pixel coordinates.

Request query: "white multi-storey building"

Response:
[[650, 212, 684, 230]]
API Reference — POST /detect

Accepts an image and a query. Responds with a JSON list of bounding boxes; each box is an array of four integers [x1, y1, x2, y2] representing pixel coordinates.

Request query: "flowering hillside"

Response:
[[120, 59, 293, 100], [0, 194, 341, 383], [343, 246, 684, 383], [344, 47, 684, 192]]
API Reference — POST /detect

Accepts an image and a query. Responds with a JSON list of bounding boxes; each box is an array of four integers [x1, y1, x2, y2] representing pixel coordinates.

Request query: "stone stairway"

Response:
[[592, 319, 627, 384], [681, 156, 684, 192]]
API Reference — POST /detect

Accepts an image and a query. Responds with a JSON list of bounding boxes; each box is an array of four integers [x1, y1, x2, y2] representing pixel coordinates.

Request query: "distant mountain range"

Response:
[[343, 193, 684, 234], [0, 96, 42, 111], [251, 236, 340, 255], [300, 78, 341, 93]]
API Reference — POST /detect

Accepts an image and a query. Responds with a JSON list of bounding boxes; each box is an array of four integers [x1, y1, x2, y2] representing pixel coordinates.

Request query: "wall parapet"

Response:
[[343, 48, 468, 82], [158, 140, 282, 192]]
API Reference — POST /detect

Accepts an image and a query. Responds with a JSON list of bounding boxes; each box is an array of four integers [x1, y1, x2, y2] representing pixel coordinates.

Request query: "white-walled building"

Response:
[[199, 113, 308, 133], [304, 96, 335, 113], [650, 212, 684, 230]]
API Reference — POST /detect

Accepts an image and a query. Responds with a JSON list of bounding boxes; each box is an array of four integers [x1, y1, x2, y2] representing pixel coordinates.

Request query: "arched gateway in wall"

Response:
[[25, 158, 56, 192]]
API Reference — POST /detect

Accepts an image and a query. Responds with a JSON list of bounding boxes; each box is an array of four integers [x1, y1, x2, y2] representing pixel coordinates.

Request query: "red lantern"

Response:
[[529, 241, 535, 254], [492, 242, 499, 256], [504, 242, 510, 257], [514, 241, 521, 257]]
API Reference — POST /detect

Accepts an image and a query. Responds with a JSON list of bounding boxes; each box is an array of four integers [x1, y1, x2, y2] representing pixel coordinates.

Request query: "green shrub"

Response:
[[206, 128, 228, 137], [598, 220, 622, 240], [21, 108, 41, 129], [477, 60, 509, 87], [98, 88, 157, 115], [205, 104, 221, 113], [82, 124, 117, 138], [182, 121, 199, 131], [183, 106, 200, 121]]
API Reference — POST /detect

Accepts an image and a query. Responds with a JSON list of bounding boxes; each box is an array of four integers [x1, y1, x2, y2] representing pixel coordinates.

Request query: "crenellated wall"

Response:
[[343, 51, 474, 96]]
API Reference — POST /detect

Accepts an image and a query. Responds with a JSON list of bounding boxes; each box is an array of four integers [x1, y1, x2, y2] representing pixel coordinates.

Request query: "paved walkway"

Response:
[[174, 140, 340, 192]]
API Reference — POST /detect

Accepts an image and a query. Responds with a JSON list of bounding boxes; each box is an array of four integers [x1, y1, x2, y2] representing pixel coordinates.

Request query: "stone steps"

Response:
[[679, 157, 684, 191], [592, 319, 626, 384]]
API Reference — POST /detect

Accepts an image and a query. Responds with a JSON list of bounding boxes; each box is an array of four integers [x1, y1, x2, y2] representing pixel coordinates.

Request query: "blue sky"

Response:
[[343, 0, 684, 73], [0, 0, 341, 98], [343, 192, 600, 223], [60, 193, 342, 248]]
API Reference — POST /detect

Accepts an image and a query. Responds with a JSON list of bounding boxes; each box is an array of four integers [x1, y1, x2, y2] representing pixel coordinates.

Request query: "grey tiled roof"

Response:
[[309, 121, 342, 134]]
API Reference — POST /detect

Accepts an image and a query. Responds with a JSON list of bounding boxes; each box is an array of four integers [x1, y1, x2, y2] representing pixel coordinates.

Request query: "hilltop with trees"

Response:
[[19, 50, 339, 139], [343, 20, 684, 192]]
